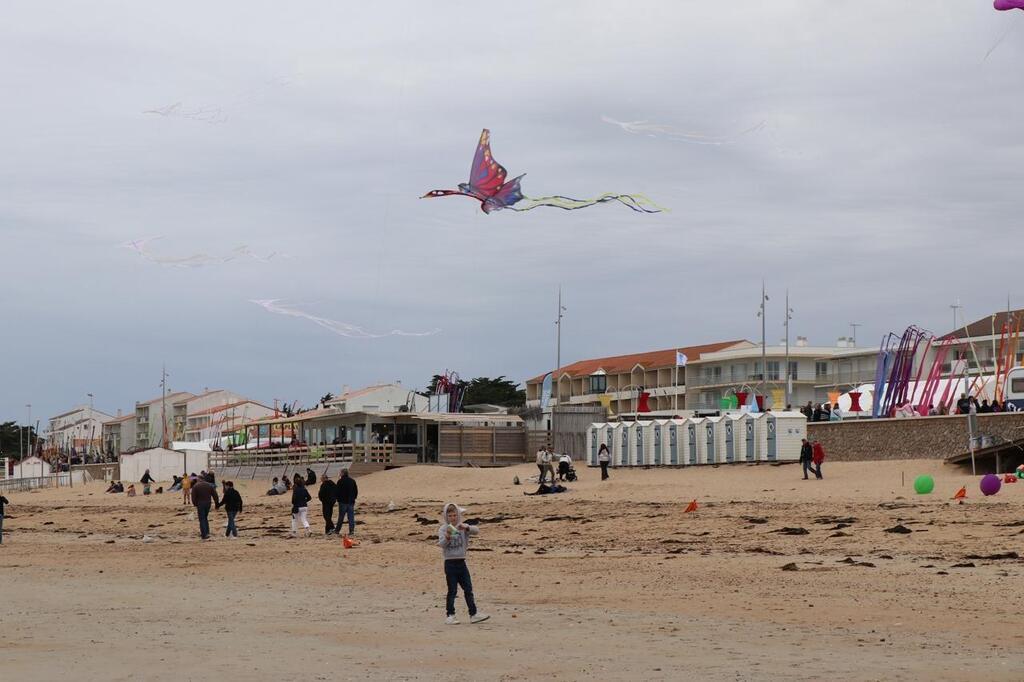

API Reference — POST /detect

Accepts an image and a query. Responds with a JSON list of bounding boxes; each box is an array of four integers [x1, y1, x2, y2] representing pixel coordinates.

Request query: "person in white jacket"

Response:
[[439, 503, 489, 625]]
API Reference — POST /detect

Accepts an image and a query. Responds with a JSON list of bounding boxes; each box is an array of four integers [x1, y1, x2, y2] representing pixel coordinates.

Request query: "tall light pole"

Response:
[[26, 403, 32, 458], [553, 287, 566, 450], [950, 299, 962, 333], [784, 290, 793, 407], [756, 282, 769, 395]]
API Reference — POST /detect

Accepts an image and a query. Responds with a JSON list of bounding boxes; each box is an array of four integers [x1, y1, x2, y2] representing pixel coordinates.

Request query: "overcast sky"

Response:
[[3, 1, 1022, 422]]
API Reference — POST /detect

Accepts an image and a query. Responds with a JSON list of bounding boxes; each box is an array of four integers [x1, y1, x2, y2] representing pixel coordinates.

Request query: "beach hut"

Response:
[[740, 412, 763, 462], [685, 417, 702, 465], [650, 419, 670, 466], [666, 419, 684, 465], [611, 422, 628, 467], [723, 414, 744, 464], [627, 421, 646, 466], [768, 411, 806, 461], [587, 423, 606, 467], [703, 416, 724, 465]]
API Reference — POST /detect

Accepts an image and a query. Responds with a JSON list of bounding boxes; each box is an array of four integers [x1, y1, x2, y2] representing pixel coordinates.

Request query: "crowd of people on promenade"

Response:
[[801, 392, 1017, 422]]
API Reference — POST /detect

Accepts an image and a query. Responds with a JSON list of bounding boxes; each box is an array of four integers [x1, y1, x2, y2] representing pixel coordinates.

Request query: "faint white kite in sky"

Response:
[[250, 299, 441, 340], [121, 237, 284, 268], [601, 115, 766, 145], [142, 74, 296, 124]]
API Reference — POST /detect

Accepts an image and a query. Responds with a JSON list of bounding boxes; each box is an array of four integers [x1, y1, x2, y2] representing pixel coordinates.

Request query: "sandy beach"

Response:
[[1, 460, 1021, 681]]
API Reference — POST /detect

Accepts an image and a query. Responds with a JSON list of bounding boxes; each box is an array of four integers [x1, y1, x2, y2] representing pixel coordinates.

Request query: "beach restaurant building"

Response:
[[232, 408, 526, 467]]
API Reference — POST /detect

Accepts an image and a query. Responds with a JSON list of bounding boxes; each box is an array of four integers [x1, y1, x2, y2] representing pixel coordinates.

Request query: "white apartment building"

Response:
[[326, 383, 427, 414], [45, 405, 115, 455]]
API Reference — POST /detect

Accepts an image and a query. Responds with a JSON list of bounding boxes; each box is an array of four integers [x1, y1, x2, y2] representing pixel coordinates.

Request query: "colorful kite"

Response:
[[422, 129, 665, 214], [995, 0, 1024, 10]]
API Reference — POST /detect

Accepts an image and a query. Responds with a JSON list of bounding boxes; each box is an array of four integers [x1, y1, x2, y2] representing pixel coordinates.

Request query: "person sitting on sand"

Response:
[[305, 467, 317, 486], [105, 481, 119, 493], [143, 483, 152, 495], [282, 475, 292, 491], [126, 484, 137, 497], [267, 477, 282, 496], [168, 475, 183, 493], [155, 486, 163, 494]]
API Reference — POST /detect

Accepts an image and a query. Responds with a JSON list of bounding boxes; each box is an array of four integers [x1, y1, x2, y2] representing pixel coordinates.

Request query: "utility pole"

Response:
[[26, 404, 32, 459], [784, 290, 793, 407], [950, 299, 962, 334], [849, 323, 861, 348]]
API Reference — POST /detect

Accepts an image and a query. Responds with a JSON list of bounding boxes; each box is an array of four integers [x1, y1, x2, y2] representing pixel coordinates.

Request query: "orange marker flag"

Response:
[[684, 499, 698, 513], [343, 535, 359, 549], [953, 486, 967, 500]]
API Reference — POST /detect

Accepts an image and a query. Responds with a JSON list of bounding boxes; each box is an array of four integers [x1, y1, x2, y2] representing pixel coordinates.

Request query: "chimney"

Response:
[[117, 409, 122, 417], [796, 336, 808, 347], [836, 336, 848, 348]]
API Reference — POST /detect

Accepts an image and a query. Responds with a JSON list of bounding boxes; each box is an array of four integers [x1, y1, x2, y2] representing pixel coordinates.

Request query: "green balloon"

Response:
[[914, 475, 935, 495]]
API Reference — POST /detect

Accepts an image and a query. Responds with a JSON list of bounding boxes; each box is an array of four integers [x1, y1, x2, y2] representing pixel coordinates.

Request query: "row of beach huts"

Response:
[[585, 411, 808, 467]]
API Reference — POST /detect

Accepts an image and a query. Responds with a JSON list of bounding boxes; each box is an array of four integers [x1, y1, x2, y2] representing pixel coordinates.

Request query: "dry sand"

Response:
[[1, 460, 1021, 681]]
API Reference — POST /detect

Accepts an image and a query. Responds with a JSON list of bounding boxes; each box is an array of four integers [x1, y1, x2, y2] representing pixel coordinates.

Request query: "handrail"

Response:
[[209, 443, 394, 469]]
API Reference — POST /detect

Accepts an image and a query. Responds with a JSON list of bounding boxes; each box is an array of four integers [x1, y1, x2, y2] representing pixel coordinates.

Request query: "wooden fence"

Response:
[[439, 426, 528, 465], [209, 443, 395, 469]]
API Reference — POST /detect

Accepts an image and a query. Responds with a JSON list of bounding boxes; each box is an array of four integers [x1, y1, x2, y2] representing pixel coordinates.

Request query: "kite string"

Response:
[[512, 193, 668, 214]]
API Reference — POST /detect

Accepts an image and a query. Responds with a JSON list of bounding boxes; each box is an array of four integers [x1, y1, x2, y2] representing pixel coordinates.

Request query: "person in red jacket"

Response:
[[811, 441, 825, 480]]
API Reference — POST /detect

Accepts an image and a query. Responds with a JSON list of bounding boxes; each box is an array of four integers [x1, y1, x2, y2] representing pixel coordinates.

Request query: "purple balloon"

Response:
[[995, 0, 1024, 10], [980, 473, 1002, 496]]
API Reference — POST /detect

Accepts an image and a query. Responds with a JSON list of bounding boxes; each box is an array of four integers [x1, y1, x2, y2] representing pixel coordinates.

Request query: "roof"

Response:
[[102, 414, 135, 425], [137, 391, 194, 407], [246, 408, 523, 427], [527, 340, 748, 383], [327, 384, 404, 403], [942, 308, 1024, 340], [49, 406, 115, 421], [186, 400, 271, 417]]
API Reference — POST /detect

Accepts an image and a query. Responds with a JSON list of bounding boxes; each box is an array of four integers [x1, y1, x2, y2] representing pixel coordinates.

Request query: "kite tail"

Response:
[[511, 193, 668, 213]]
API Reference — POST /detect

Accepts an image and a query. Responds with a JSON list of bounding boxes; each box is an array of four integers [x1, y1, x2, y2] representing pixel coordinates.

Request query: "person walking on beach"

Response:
[[190, 476, 220, 540], [335, 468, 358, 536], [290, 474, 312, 538], [799, 438, 814, 480], [439, 502, 489, 625], [217, 481, 243, 538], [0, 494, 9, 545], [598, 443, 611, 480], [540, 447, 555, 485], [535, 445, 547, 484], [811, 440, 825, 480], [318, 473, 336, 535]]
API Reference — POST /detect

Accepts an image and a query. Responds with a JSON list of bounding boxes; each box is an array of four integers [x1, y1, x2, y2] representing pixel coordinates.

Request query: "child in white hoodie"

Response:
[[439, 502, 490, 625]]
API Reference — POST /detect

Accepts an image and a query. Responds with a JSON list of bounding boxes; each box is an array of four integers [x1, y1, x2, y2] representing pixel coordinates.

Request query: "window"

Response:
[[588, 374, 607, 394], [815, 361, 828, 378], [766, 361, 780, 380], [1011, 377, 1024, 393], [731, 363, 747, 382], [788, 361, 798, 380]]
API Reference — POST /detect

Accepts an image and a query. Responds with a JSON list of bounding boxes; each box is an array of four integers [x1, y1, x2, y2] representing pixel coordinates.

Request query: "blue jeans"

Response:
[[225, 510, 238, 537], [802, 460, 814, 479], [197, 504, 211, 538], [336, 503, 355, 535], [444, 559, 477, 617]]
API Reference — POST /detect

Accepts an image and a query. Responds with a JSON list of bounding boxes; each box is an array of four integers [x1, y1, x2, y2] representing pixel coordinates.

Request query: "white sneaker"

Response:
[[445, 615, 459, 625], [470, 613, 490, 624]]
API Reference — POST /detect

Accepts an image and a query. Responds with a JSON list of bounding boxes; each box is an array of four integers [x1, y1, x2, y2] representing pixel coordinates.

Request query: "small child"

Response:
[[438, 502, 489, 625]]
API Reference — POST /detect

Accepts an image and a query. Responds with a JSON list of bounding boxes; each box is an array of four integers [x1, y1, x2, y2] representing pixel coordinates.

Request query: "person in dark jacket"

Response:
[[799, 438, 814, 480], [216, 481, 243, 538], [290, 477, 312, 537], [335, 468, 359, 536], [318, 474, 337, 535], [190, 478, 221, 540], [305, 468, 317, 486], [0, 494, 9, 544], [140, 469, 154, 484]]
